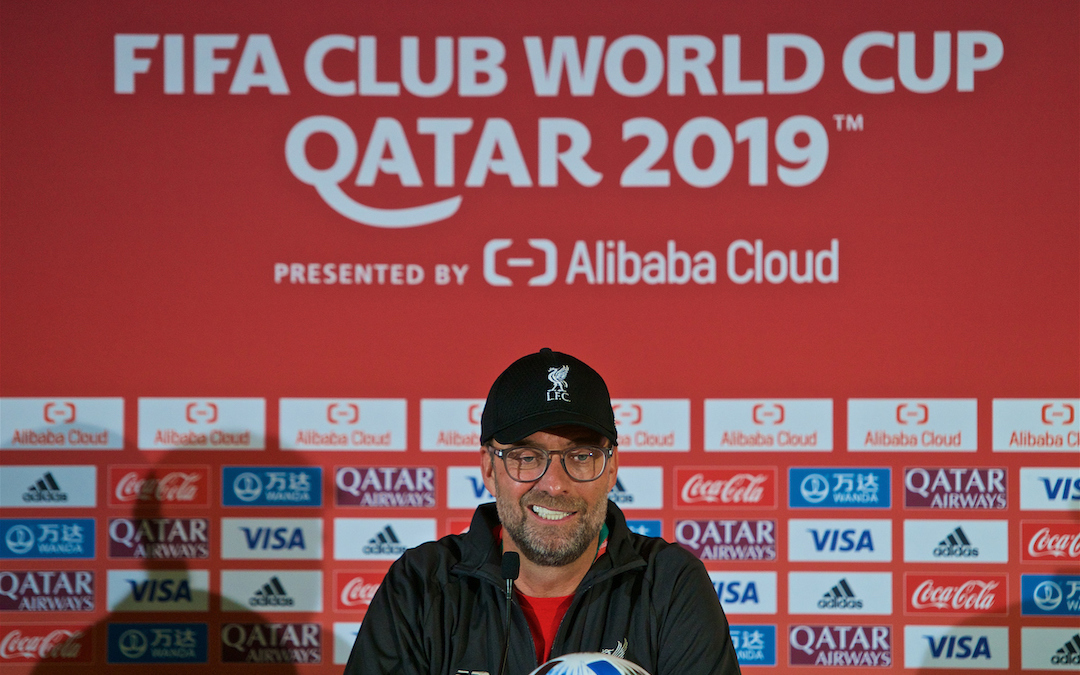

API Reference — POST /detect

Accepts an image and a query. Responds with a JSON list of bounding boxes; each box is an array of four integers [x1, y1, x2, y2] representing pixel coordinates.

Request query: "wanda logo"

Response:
[[339, 575, 381, 608], [908, 577, 1003, 613], [1025, 524, 1080, 559], [678, 470, 774, 506]]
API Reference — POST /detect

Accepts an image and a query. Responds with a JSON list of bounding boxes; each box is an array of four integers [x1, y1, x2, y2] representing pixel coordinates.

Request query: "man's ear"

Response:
[[480, 447, 497, 497], [605, 447, 619, 492]]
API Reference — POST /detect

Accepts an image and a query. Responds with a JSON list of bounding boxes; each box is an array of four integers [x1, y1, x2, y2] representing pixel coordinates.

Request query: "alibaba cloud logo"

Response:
[[483, 239, 557, 287]]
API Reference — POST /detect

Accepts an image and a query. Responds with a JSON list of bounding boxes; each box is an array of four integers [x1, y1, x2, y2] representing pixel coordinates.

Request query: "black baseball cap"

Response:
[[480, 348, 618, 446]]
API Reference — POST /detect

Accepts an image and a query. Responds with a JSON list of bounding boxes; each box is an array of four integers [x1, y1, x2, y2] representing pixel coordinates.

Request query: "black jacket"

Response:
[[344, 502, 741, 675]]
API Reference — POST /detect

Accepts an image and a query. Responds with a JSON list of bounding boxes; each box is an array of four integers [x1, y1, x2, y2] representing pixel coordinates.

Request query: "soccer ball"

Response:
[[529, 652, 653, 675]]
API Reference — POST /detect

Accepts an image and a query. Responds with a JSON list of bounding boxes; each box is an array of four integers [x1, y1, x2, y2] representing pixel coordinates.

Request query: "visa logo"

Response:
[[466, 477, 492, 500], [1042, 477, 1080, 501], [242, 527, 306, 550], [811, 529, 874, 552], [127, 578, 192, 602], [714, 581, 760, 605], [923, 635, 992, 660]]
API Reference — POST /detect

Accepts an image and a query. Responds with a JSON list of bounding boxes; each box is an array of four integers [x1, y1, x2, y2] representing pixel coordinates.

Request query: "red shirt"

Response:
[[516, 591, 575, 664]]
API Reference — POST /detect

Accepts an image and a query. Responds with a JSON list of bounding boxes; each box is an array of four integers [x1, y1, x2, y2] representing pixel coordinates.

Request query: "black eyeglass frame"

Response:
[[486, 444, 614, 483]]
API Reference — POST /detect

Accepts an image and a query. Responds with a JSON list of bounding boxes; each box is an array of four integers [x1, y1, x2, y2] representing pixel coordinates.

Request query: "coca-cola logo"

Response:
[[1026, 526, 1080, 559], [339, 576, 380, 607], [909, 578, 1001, 612], [109, 466, 208, 506], [0, 629, 86, 661], [676, 468, 775, 507]]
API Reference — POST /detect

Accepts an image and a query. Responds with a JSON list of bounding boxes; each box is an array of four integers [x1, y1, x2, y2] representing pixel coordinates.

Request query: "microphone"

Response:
[[497, 552, 520, 675]]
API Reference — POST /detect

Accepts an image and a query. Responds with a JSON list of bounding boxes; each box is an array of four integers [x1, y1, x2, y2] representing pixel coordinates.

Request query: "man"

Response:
[[345, 348, 741, 675]]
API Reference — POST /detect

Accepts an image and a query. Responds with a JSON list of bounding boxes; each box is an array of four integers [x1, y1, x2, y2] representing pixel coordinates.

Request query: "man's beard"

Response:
[[495, 487, 608, 567]]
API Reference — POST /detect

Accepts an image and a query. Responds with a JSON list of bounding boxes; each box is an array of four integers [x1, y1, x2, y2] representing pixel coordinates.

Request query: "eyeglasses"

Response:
[[488, 444, 613, 483]]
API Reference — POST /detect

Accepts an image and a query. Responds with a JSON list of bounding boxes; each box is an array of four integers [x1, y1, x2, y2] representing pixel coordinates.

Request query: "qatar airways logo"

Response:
[[905, 574, 1007, 615], [0, 627, 91, 663], [676, 468, 775, 508], [109, 466, 208, 506], [334, 571, 385, 612], [1022, 521, 1080, 561]]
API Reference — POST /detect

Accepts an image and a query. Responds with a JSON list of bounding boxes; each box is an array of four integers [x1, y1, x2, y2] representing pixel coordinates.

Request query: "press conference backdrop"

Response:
[[0, 1, 1077, 672]]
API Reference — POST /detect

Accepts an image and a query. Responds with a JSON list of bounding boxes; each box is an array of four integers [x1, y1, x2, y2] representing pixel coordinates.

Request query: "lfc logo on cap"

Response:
[[547, 366, 570, 402]]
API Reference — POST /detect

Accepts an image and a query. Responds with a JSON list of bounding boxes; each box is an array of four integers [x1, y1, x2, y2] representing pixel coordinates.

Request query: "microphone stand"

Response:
[[497, 552, 520, 675]]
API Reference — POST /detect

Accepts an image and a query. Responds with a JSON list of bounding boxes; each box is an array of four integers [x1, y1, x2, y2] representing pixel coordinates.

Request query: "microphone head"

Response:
[[501, 551, 520, 581], [530, 653, 652, 675]]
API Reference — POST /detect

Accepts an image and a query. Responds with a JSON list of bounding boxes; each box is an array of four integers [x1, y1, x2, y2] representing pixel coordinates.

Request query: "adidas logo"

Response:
[[362, 526, 406, 555], [1052, 634, 1080, 666], [22, 472, 68, 502], [817, 578, 863, 609], [609, 479, 633, 504], [249, 576, 293, 607], [933, 527, 979, 558]]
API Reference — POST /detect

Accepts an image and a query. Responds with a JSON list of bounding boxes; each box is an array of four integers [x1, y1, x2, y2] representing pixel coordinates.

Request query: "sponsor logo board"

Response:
[[993, 398, 1080, 452], [626, 520, 662, 537], [1, 397, 124, 450], [0, 518, 94, 559], [0, 466, 97, 507], [220, 518, 323, 560], [0, 570, 95, 612], [704, 399, 832, 452], [1021, 628, 1080, 670], [420, 399, 483, 451], [903, 467, 1007, 510], [447, 466, 493, 509], [903, 625, 1008, 670], [220, 570, 323, 612], [709, 571, 777, 615], [107, 623, 208, 664], [107, 569, 210, 612], [280, 398, 406, 451], [848, 398, 977, 451], [675, 519, 777, 561], [1021, 575, 1080, 617], [730, 625, 777, 667], [610, 467, 664, 509], [903, 520, 1009, 562], [789, 467, 890, 508], [222, 622, 322, 664], [788, 519, 892, 562], [108, 517, 210, 559], [788, 572, 892, 615], [789, 624, 893, 667], [904, 573, 1008, 616], [676, 467, 775, 508], [335, 466, 436, 507], [1020, 468, 1080, 511], [334, 570, 386, 613], [334, 518, 437, 560], [1022, 520, 1080, 562], [333, 623, 363, 665], [223, 466, 322, 507], [0, 625, 93, 663], [612, 399, 690, 452], [138, 398, 265, 449], [108, 464, 209, 506]]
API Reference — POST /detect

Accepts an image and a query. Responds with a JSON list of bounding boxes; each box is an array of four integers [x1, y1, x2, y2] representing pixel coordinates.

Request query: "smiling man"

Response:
[[345, 349, 740, 675]]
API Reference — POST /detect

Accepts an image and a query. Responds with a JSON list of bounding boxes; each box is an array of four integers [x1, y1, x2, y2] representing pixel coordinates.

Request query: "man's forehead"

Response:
[[512, 425, 607, 445]]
